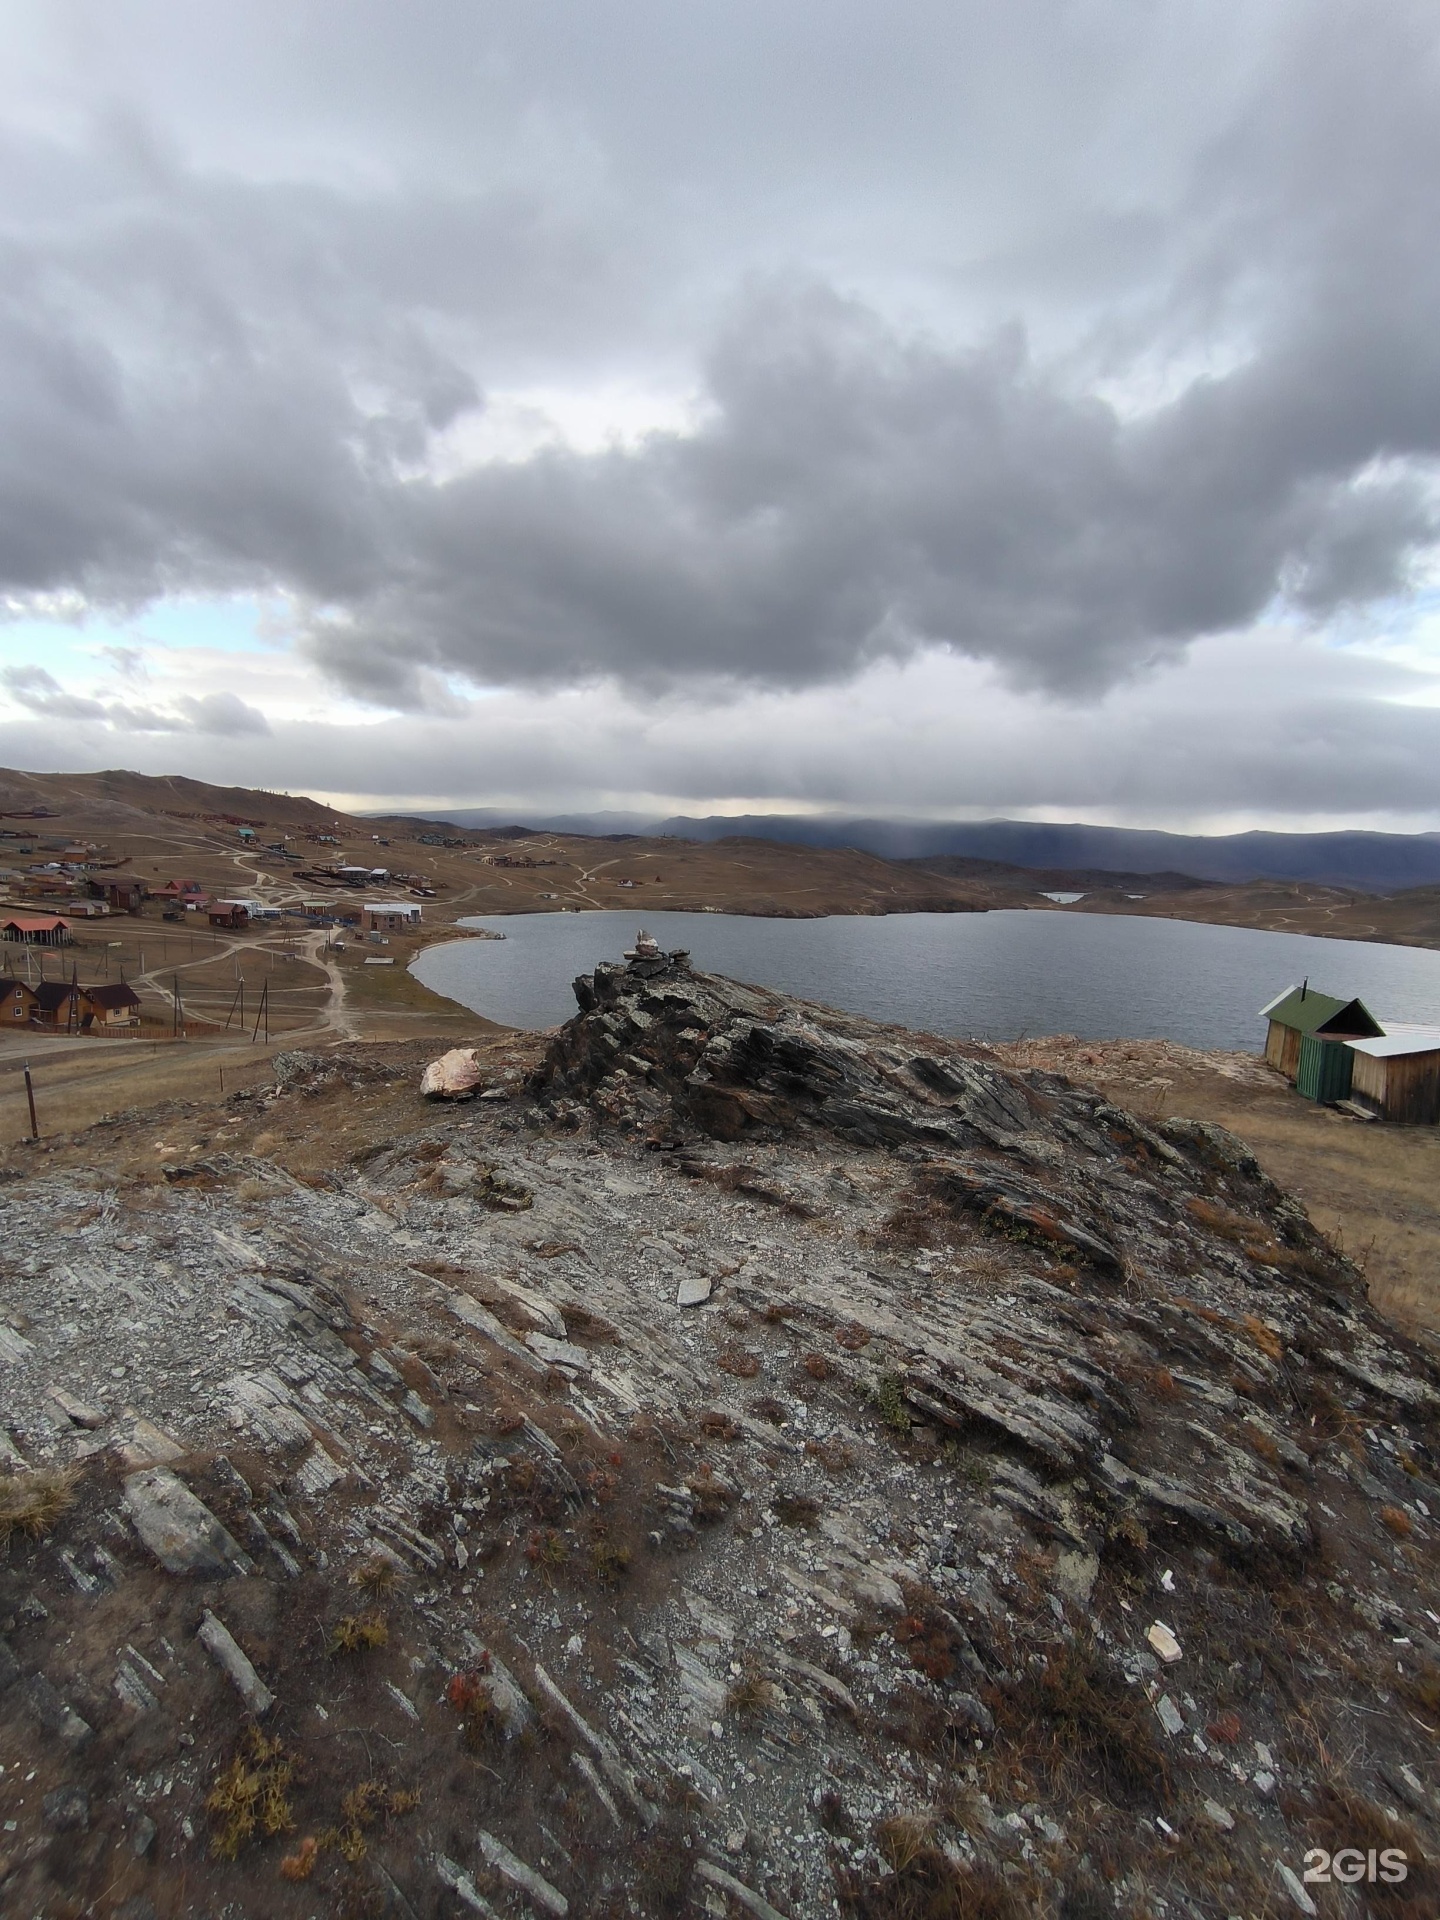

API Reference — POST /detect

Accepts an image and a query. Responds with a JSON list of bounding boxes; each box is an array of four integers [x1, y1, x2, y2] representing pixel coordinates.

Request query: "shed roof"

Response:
[[1259, 985, 1383, 1037], [1347, 1027, 1440, 1060], [364, 901, 419, 913], [2, 913, 72, 933]]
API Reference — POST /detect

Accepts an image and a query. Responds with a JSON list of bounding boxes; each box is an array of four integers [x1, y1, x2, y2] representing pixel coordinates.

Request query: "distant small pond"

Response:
[[410, 908, 1440, 1049]]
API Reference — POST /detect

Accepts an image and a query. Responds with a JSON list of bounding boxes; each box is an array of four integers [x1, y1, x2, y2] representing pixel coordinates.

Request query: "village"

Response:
[[0, 797, 445, 1048]]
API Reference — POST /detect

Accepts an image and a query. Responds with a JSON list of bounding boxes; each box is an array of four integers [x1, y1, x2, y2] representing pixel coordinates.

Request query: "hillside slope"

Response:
[[2, 951, 1438, 1917]]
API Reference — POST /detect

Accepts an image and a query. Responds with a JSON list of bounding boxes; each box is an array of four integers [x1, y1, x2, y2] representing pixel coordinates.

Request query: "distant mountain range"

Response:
[[426, 810, 1440, 893]]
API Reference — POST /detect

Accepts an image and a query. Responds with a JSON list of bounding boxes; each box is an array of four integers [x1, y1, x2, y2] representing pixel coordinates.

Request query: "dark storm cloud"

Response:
[[0, 0, 1437, 707]]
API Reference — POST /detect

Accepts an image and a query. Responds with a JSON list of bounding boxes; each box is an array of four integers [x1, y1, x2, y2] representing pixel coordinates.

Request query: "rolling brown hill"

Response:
[[5, 765, 1440, 950]]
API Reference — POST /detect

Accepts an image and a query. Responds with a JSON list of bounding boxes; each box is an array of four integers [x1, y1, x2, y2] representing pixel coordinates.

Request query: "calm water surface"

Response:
[[410, 909, 1440, 1049]]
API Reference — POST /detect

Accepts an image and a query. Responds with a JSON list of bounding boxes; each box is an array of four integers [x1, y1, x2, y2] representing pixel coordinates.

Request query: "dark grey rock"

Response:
[[42, 1786, 89, 1831], [21, 1674, 93, 1747]]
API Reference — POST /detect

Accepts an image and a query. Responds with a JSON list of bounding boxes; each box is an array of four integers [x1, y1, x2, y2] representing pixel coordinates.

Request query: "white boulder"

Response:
[[420, 1049, 486, 1100]]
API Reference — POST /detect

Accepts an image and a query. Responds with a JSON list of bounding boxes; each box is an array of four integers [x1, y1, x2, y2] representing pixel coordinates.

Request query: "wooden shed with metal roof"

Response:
[[1259, 983, 1383, 1083], [1345, 1028, 1440, 1125]]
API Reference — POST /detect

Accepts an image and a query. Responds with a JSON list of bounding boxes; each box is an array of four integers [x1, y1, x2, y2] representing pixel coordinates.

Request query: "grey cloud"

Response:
[[0, 1, 1437, 713], [0, 663, 268, 734], [1, 663, 109, 720], [7, 633, 1439, 825], [171, 692, 271, 735], [99, 643, 147, 680], [311, 269, 1440, 699]]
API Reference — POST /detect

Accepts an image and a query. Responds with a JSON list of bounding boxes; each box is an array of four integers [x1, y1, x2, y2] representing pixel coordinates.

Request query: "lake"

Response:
[[410, 909, 1440, 1050]]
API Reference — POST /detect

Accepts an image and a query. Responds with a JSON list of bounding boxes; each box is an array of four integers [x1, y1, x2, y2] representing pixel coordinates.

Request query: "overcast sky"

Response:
[[1, 0, 1438, 828]]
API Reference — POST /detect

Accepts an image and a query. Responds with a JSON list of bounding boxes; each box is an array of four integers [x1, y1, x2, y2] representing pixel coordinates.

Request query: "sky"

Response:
[[1, 0, 1439, 829]]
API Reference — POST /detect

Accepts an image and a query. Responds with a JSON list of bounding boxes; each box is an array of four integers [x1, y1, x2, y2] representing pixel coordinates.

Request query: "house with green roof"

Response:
[[1259, 982, 1383, 1092]]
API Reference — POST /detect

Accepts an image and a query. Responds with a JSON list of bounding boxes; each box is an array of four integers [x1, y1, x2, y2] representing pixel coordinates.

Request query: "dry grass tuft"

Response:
[[773, 1490, 821, 1527], [1185, 1196, 1339, 1288], [988, 1634, 1172, 1809], [347, 1551, 400, 1598], [1400, 1662, 1440, 1717], [1244, 1423, 1282, 1467], [279, 1835, 319, 1881], [875, 1813, 934, 1872], [523, 1526, 571, 1574], [805, 1436, 857, 1472], [1241, 1314, 1284, 1362], [1304, 1782, 1436, 1915], [0, 1464, 79, 1543], [837, 1836, 1029, 1919], [725, 1667, 779, 1718], [716, 1345, 761, 1378], [585, 1523, 632, 1586], [1379, 1504, 1414, 1539], [207, 1727, 296, 1860], [323, 1781, 420, 1865], [328, 1612, 390, 1655], [448, 1666, 505, 1750]]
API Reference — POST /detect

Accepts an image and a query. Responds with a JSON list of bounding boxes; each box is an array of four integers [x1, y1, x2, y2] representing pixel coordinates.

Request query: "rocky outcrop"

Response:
[[4, 980, 1440, 1920], [533, 953, 1427, 1567]]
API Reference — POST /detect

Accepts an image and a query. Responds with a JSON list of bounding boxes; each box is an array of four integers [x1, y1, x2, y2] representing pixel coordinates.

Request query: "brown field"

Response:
[[1062, 876, 1440, 948]]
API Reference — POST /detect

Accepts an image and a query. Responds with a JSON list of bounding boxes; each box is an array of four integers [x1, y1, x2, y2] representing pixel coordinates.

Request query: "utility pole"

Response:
[[23, 1061, 38, 1139]]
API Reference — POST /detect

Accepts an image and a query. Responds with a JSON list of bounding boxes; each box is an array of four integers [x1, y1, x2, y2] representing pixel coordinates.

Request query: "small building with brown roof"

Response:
[[103, 879, 147, 913], [85, 981, 142, 1029]]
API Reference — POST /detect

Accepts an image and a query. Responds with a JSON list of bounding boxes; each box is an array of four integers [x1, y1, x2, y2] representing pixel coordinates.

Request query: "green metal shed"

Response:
[[1295, 1031, 1355, 1104], [1260, 982, 1383, 1081]]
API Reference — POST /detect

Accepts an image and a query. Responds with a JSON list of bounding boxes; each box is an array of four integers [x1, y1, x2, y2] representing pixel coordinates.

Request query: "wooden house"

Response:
[[85, 982, 142, 1029], [1259, 984, 1382, 1083], [207, 901, 250, 930], [1345, 1029, 1440, 1125], [102, 879, 147, 912], [364, 901, 422, 933], [31, 980, 85, 1030], [3, 979, 39, 1025]]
